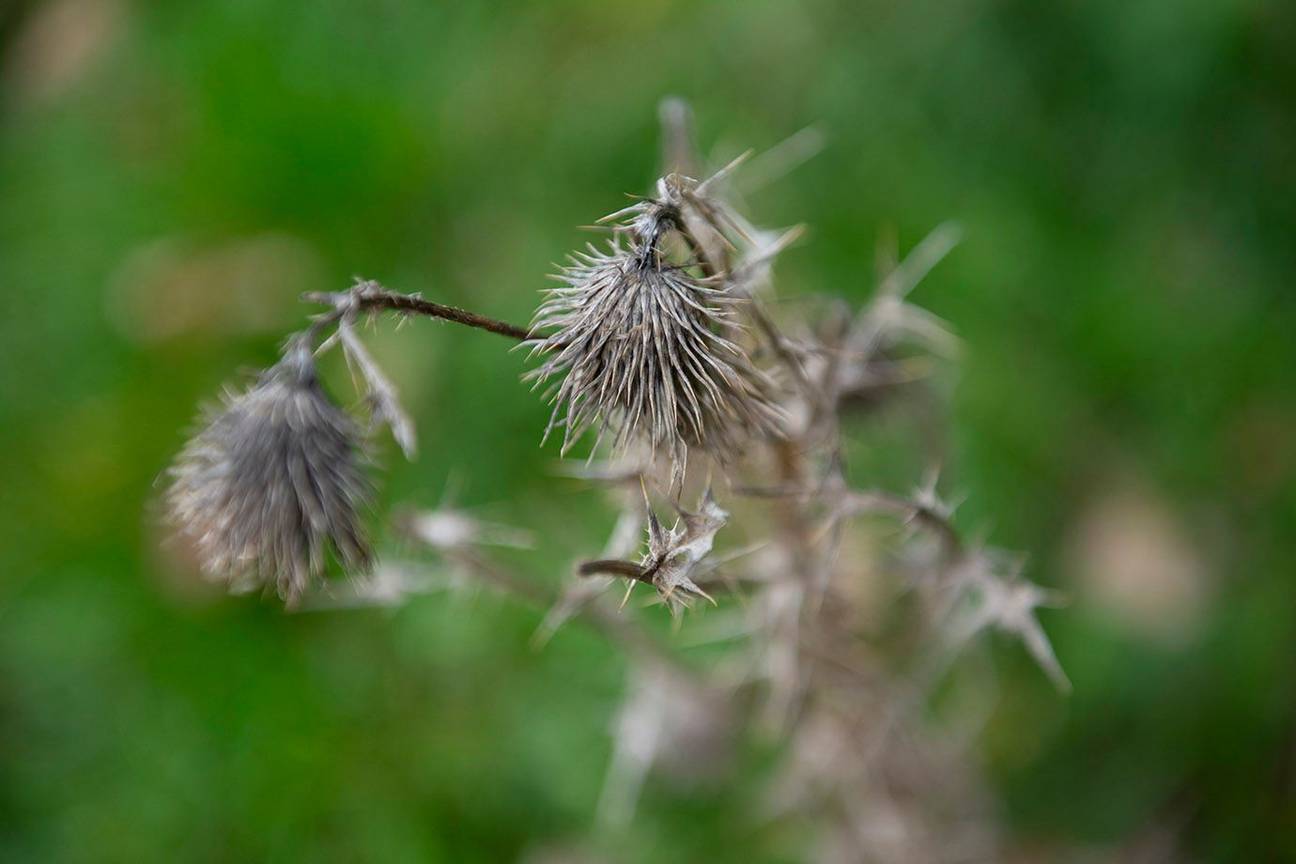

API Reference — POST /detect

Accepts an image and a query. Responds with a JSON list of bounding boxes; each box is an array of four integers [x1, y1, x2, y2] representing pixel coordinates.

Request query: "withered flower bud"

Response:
[[167, 338, 370, 605], [527, 181, 783, 483]]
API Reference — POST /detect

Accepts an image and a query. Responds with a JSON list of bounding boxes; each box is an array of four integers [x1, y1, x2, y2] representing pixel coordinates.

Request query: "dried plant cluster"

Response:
[[166, 100, 1066, 862]]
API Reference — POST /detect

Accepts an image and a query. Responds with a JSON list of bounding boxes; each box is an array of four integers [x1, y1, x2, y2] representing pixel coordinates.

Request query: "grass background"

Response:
[[2, 0, 1294, 860]]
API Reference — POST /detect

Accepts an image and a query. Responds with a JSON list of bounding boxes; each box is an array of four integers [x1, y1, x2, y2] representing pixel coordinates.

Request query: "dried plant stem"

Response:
[[304, 281, 535, 343], [579, 559, 654, 583], [350, 291, 533, 341], [771, 438, 816, 574], [658, 96, 700, 177], [450, 549, 681, 669], [842, 489, 965, 564]]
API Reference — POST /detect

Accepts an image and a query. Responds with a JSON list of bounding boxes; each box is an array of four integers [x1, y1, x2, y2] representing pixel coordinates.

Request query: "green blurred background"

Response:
[[2, 0, 1294, 860]]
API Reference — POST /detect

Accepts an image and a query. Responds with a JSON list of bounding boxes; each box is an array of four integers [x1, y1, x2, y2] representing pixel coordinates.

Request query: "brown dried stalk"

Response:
[[304, 279, 535, 342]]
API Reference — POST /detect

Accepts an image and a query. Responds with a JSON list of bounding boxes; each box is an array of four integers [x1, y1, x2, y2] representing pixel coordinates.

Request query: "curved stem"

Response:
[[578, 558, 654, 583], [304, 280, 536, 343]]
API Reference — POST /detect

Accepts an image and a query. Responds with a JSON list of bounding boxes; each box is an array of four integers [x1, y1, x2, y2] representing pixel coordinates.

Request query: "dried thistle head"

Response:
[[167, 337, 371, 605], [527, 177, 784, 485]]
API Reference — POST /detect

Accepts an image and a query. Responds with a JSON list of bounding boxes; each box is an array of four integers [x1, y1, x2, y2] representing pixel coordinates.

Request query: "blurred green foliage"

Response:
[[2, 0, 1294, 861]]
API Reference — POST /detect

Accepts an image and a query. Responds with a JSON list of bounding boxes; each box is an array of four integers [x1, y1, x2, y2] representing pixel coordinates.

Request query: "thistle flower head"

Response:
[[527, 180, 784, 483], [167, 338, 371, 605]]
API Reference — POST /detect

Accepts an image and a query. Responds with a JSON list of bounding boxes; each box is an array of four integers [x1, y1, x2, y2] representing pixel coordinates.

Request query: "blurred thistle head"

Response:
[[166, 336, 371, 606], [527, 176, 784, 484]]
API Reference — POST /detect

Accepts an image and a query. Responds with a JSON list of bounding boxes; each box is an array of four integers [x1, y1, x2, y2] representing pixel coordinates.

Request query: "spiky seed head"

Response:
[[527, 188, 783, 483], [166, 338, 371, 605], [641, 487, 727, 614]]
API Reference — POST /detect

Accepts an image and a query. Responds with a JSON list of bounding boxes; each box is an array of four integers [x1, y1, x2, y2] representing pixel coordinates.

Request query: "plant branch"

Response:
[[305, 279, 536, 343], [445, 550, 680, 669], [578, 558, 654, 583]]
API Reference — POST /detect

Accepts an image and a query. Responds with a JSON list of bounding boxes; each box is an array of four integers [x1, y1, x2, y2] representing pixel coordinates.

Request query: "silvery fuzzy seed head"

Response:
[[167, 338, 371, 606], [527, 191, 784, 482]]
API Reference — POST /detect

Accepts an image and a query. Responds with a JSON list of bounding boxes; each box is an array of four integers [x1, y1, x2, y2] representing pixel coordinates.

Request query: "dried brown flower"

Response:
[[527, 178, 784, 483], [167, 338, 370, 605]]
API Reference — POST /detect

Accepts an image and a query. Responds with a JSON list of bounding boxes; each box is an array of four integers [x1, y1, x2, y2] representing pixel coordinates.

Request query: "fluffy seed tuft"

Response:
[[167, 338, 371, 605]]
